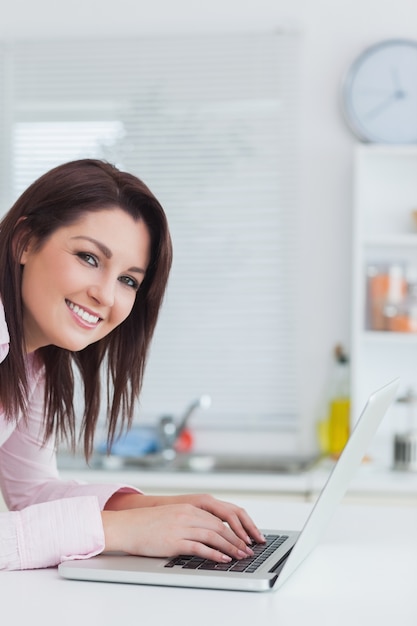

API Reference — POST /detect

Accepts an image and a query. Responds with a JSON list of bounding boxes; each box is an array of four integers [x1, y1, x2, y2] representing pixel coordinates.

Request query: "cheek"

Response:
[[24, 258, 75, 296], [22, 256, 88, 318], [110, 289, 137, 325]]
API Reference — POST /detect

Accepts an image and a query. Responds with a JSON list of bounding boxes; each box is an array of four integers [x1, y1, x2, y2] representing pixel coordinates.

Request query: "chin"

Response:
[[51, 325, 109, 352], [54, 337, 100, 352]]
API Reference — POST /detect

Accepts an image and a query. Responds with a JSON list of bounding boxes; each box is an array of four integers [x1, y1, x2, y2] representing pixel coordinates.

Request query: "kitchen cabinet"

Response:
[[351, 145, 417, 450]]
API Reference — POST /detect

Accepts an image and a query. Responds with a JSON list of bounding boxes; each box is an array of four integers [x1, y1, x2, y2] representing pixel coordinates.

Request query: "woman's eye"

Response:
[[119, 275, 140, 290], [76, 252, 98, 267]]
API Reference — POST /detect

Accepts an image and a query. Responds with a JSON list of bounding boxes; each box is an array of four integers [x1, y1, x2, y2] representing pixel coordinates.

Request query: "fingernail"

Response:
[[221, 554, 232, 562], [245, 546, 254, 556], [237, 549, 248, 559]]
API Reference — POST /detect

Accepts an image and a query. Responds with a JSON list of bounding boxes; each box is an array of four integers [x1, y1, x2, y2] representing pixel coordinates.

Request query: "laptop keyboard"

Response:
[[165, 534, 289, 574]]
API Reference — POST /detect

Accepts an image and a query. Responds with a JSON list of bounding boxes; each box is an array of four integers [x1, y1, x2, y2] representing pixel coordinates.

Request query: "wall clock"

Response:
[[342, 39, 417, 143]]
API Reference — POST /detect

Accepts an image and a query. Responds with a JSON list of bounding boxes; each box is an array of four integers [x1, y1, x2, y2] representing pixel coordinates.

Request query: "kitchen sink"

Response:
[[98, 451, 321, 474]]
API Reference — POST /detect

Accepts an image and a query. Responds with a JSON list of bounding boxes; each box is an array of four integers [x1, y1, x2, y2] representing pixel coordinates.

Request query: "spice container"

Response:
[[393, 388, 417, 472]]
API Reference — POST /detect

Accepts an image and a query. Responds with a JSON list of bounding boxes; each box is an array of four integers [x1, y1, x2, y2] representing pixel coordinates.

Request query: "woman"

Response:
[[0, 159, 263, 570]]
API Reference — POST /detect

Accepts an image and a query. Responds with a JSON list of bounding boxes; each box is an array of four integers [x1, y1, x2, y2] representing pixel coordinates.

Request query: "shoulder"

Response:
[[0, 299, 10, 364]]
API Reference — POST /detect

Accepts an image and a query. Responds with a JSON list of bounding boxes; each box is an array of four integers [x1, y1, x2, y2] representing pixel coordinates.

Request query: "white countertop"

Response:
[[58, 455, 417, 504], [2, 498, 416, 626]]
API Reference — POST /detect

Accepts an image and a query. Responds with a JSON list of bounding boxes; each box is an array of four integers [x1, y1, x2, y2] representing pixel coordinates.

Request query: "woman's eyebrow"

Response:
[[71, 235, 146, 275], [71, 235, 112, 258]]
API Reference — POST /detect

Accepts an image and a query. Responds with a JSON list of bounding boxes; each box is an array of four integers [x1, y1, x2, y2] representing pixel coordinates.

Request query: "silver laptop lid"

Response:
[[274, 377, 399, 590]]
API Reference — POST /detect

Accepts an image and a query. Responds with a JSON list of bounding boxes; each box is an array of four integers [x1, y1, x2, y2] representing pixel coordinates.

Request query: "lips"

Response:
[[66, 299, 101, 325]]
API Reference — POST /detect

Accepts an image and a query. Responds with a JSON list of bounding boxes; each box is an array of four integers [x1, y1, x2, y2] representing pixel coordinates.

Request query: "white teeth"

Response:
[[67, 301, 100, 325]]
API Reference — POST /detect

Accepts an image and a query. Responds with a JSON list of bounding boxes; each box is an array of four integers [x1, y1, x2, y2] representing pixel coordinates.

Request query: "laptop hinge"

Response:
[[269, 547, 293, 575]]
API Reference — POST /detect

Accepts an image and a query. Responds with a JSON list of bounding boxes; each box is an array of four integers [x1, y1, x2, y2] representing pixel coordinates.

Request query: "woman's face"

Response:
[[20, 207, 151, 353]]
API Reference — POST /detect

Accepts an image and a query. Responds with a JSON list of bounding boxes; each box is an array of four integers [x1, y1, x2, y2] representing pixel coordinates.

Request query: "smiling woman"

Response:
[[0, 159, 171, 456], [19, 209, 151, 353], [0, 159, 265, 572]]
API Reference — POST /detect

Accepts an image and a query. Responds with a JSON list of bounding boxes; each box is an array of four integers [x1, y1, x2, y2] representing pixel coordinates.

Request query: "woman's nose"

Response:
[[87, 279, 115, 307]]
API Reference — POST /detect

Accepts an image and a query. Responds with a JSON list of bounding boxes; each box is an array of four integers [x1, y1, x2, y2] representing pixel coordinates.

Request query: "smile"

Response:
[[66, 300, 101, 325]]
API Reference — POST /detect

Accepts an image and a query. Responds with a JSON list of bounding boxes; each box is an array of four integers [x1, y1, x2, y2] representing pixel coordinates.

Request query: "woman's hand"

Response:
[[102, 492, 265, 563]]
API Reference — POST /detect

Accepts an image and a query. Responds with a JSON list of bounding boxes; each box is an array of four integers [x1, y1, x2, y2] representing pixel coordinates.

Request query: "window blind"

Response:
[[0, 31, 301, 429]]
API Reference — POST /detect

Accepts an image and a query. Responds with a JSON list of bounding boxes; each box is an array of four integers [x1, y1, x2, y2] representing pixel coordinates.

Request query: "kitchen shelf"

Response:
[[364, 234, 417, 247], [351, 144, 417, 428], [361, 330, 417, 344]]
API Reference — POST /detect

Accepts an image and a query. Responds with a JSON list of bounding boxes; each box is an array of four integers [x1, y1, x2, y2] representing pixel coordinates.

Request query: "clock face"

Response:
[[342, 39, 417, 143]]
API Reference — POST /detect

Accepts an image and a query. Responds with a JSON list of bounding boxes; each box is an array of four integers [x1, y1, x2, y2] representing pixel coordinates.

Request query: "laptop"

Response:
[[58, 378, 399, 592]]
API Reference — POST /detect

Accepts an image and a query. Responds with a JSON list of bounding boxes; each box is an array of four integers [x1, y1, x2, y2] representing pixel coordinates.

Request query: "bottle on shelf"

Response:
[[383, 263, 409, 332], [366, 262, 413, 332], [316, 344, 351, 458], [366, 263, 387, 331], [327, 344, 350, 458]]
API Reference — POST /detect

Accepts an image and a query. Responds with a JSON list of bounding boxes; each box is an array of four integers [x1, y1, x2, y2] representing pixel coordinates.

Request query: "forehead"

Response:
[[48, 207, 151, 266]]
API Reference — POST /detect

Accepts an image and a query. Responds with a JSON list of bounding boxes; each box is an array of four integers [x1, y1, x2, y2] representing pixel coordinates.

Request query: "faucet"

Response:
[[157, 395, 212, 459]]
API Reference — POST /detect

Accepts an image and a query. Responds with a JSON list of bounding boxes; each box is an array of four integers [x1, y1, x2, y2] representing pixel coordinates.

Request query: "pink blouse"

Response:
[[0, 303, 140, 570]]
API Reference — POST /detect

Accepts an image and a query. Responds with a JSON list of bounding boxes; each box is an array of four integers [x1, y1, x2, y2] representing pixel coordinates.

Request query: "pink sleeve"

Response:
[[0, 495, 105, 570], [0, 366, 141, 512]]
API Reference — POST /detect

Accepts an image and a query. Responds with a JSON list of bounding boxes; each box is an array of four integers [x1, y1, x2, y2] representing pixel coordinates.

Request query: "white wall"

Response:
[[2, 0, 417, 449]]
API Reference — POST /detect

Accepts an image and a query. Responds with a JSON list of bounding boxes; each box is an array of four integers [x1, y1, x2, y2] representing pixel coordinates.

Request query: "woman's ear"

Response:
[[19, 240, 32, 265], [12, 217, 32, 264]]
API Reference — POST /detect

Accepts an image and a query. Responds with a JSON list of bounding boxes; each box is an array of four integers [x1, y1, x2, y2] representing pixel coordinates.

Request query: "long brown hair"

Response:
[[0, 159, 172, 458]]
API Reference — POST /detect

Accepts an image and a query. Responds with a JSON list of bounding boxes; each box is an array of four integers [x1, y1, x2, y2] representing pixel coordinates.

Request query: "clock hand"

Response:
[[364, 91, 400, 119], [391, 67, 406, 99]]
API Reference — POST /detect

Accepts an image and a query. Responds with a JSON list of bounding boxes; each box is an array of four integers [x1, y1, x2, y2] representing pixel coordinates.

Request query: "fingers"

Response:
[[137, 493, 265, 546], [194, 495, 266, 545], [178, 539, 245, 564], [176, 505, 255, 560], [209, 522, 255, 560], [224, 507, 266, 545], [178, 524, 254, 563]]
